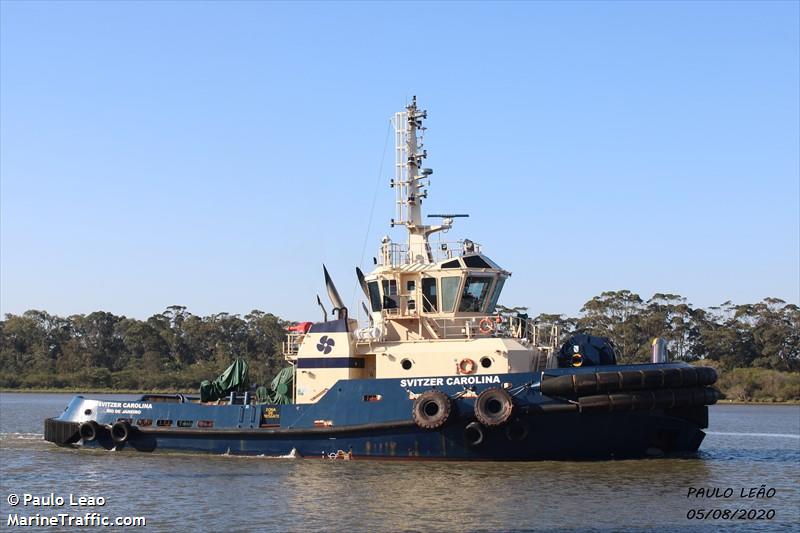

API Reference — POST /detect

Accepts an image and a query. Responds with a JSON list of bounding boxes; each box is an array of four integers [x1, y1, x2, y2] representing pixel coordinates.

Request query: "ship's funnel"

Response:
[[323, 265, 346, 316], [356, 267, 369, 298]]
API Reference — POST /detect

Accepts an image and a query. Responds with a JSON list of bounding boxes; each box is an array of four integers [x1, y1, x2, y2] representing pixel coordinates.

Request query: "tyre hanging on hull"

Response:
[[474, 387, 514, 427], [111, 421, 132, 444], [412, 390, 452, 429], [464, 421, 485, 447], [78, 421, 99, 442], [505, 419, 529, 442]]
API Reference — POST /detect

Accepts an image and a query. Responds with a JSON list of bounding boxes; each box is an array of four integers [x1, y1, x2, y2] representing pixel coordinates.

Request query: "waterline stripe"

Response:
[[706, 431, 800, 439]]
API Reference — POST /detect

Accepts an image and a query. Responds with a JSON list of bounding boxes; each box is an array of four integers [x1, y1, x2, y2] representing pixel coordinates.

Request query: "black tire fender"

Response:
[[505, 419, 529, 442], [475, 387, 514, 427], [464, 421, 485, 447], [412, 390, 452, 430], [78, 421, 99, 442], [110, 421, 131, 444]]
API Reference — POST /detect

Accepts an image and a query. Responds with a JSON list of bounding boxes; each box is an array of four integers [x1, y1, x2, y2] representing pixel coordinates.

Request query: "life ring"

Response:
[[478, 318, 495, 334], [412, 390, 452, 429], [458, 358, 477, 375], [78, 421, 99, 442], [464, 421, 484, 447], [474, 387, 514, 427], [110, 421, 131, 444]]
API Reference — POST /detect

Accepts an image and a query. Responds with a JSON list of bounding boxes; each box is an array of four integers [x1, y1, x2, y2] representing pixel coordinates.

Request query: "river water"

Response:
[[0, 393, 797, 532]]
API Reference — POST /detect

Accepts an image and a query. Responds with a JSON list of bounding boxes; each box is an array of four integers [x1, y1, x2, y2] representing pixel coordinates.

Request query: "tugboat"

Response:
[[44, 98, 718, 460]]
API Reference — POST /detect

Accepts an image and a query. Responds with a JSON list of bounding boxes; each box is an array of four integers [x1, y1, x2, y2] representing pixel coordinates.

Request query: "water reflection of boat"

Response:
[[44, 98, 718, 460]]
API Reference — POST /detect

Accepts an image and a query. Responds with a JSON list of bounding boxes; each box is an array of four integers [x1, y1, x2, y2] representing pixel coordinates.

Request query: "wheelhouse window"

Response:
[[458, 276, 492, 312], [422, 278, 438, 312], [486, 277, 505, 313], [462, 255, 493, 269], [368, 281, 381, 312], [440, 276, 461, 312], [406, 280, 416, 311], [382, 279, 398, 309]]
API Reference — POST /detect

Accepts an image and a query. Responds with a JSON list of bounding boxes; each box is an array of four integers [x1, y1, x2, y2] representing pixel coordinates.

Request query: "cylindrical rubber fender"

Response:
[[673, 388, 694, 408], [78, 421, 99, 442], [661, 368, 682, 388], [505, 419, 529, 442], [619, 371, 645, 390], [704, 387, 719, 405], [578, 386, 718, 413], [541, 366, 719, 398], [412, 390, 452, 430], [474, 387, 514, 427], [679, 368, 699, 388], [574, 373, 600, 395], [652, 388, 676, 409], [540, 374, 576, 397], [110, 421, 131, 444], [608, 392, 635, 412], [696, 367, 718, 386], [464, 421, 484, 447]]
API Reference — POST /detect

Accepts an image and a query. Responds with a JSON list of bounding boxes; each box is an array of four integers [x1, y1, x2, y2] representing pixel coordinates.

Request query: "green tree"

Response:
[[576, 290, 646, 361]]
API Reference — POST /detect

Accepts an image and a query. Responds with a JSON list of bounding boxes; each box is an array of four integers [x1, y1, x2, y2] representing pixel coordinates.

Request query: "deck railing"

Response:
[[424, 315, 559, 345], [380, 240, 482, 267]]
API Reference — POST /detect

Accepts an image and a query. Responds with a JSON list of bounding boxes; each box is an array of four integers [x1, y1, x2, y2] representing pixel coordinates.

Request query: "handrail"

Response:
[[380, 240, 483, 267]]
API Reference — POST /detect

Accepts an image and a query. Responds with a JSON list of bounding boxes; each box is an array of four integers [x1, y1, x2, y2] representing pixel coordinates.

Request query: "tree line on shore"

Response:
[[1, 292, 797, 400]]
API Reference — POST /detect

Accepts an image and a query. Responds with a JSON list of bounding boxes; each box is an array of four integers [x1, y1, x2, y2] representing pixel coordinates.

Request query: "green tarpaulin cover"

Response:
[[199, 358, 249, 402], [270, 366, 294, 404]]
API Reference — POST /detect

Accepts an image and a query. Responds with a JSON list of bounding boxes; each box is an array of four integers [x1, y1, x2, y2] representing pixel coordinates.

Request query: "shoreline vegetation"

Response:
[[1, 292, 798, 402]]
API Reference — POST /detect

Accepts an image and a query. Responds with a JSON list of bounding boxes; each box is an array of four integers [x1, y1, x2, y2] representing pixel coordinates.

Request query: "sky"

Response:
[[1, 1, 798, 323]]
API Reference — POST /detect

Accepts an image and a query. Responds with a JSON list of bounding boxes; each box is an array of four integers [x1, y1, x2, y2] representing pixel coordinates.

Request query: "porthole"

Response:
[[480, 356, 493, 368], [401, 359, 413, 370], [84, 409, 92, 415]]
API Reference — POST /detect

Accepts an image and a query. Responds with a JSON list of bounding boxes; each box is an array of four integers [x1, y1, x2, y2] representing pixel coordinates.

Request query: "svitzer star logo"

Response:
[[316, 335, 335, 354]]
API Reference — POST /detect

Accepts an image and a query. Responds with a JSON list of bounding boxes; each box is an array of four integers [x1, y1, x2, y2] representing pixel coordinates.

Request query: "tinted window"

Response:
[[441, 259, 461, 269], [368, 281, 381, 312], [441, 276, 461, 312], [486, 277, 505, 313], [458, 276, 492, 312], [382, 279, 398, 309], [422, 278, 438, 312], [463, 255, 493, 269]]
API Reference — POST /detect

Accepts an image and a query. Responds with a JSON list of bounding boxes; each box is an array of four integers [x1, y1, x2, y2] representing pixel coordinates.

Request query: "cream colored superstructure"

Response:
[[284, 98, 559, 404]]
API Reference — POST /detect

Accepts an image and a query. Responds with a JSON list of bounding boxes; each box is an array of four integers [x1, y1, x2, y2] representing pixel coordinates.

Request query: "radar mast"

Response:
[[391, 96, 454, 264]]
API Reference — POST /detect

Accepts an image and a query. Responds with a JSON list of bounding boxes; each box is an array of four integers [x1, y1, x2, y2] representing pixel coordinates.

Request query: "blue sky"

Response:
[[1, 1, 798, 322]]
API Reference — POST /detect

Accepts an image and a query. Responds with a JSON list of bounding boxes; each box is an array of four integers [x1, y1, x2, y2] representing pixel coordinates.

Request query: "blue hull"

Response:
[[44, 363, 713, 460]]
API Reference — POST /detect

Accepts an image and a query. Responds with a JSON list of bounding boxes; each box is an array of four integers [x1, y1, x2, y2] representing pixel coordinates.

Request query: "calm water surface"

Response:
[[1, 393, 798, 532]]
